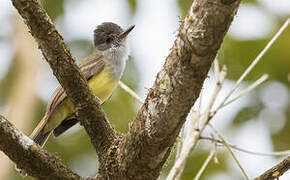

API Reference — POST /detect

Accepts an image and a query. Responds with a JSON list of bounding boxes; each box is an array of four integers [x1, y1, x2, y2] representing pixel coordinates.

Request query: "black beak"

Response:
[[119, 25, 135, 40]]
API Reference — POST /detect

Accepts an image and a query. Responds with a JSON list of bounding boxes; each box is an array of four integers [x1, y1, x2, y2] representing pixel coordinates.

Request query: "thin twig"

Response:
[[116, 72, 271, 176], [209, 123, 250, 180], [200, 65, 227, 127], [166, 66, 227, 180], [119, 81, 143, 104], [175, 125, 185, 162], [198, 91, 203, 116], [200, 136, 290, 157], [173, 111, 200, 180], [119, 79, 193, 164], [213, 140, 219, 164], [120, 62, 273, 178], [222, 74, 269, 107], [214, 18, 289, 113], [169, 17, 289, 180], [193, 145, 216, 180], [213, 59, 220, 82]]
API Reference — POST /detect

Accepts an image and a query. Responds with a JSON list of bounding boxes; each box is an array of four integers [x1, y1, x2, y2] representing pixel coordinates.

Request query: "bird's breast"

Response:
[[88, 68, 118, 102]]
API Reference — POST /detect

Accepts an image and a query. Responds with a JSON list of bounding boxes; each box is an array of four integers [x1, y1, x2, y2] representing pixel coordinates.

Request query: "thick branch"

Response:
[[11, 0, 115, 155], [255, 156, 290, 180], [0, 115, 81, 180], [115, 0, 241, 179]]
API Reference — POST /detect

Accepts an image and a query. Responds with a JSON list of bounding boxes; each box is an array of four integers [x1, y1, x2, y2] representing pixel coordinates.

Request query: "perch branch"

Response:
[[0, 115, 81, 180], [110, 0, 242, 179]]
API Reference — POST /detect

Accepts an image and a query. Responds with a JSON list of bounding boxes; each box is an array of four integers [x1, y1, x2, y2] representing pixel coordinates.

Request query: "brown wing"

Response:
[[78, 54, 105, 80], [46, 54, 105, 116]]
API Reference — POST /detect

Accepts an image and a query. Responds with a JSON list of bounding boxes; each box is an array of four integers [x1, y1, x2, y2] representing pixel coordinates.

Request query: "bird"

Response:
[[30, 22, 135, 147]]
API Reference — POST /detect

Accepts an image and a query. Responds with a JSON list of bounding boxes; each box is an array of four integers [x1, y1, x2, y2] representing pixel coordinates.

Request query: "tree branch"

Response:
[[10, 0, 115, 156], [0, 115, 81, 180], [255, 156, 290, 180], [112, 0, 242, 179]]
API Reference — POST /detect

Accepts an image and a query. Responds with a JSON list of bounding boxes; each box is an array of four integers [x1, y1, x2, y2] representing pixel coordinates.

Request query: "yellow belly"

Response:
[[44, 69, 117, 133], [88, 69, 117, 102]]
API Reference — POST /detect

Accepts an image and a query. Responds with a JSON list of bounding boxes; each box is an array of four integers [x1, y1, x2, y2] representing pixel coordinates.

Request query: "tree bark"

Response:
[[100, 0, 241, 179], [255, 156, 290, 180], [0, 115, 81, 180]]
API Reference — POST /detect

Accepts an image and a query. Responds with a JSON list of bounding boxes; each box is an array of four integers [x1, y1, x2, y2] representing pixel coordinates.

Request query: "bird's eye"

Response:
[[106, 37, 113, 44]]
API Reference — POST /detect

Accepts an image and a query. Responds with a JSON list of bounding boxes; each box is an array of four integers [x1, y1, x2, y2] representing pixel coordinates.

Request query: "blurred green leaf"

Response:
[[218, 23, 290, 85], [0, 58, 20, 105], [29, 98, 47, 132], [42, 0, 65, 21], [162, 147, 228, 180], [242, 0, 258, 4], [177, 0, 193, 17], [272, 104, 290, 151], [182, 151, 228, 180], [68, 39, 94, 60], [127, 0, 137, 15], [231, 102, 263, 126]]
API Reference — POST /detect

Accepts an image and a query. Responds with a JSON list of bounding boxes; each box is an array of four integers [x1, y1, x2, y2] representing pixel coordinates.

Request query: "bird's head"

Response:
[[94, 22, 135, 51]]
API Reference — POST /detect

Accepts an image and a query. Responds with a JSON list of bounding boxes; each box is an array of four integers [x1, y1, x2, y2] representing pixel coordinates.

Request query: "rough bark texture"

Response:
[[100, 0, 241, 179], [255, 156, 290, 180], [0, 115, 81, 180], [10, 0, 116, 158]]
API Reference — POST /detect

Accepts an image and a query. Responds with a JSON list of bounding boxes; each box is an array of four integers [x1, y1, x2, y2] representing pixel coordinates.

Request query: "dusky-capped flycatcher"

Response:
[[30, 22, 135, 147]]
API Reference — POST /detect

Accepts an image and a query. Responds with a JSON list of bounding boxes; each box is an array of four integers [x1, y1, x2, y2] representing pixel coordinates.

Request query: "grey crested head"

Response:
[[93, 22, 135, 80], [93, 22, 135, 52]]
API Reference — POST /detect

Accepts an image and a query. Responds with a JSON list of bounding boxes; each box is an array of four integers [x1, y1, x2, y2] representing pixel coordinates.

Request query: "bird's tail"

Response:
[[30, 114, 51, 147], [15, 115, 51, 176]]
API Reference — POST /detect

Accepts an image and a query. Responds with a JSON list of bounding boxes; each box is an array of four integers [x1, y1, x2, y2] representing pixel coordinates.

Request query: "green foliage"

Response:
[[231, 94, 264, 126], [272, 106, 290, 150], [42, 0, 65, 21], [127, 0, 137, 15], [231, 105, 262, 125], [218, 24, 290, 84], [29, 98, 47, 132], [68, 40, 94, 60], [242, 0, 258, 4], [162, 146, 228, 180], [0, 57, 21, 105], [177, 0, 193, 17], [181, 150, 228, 179]]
